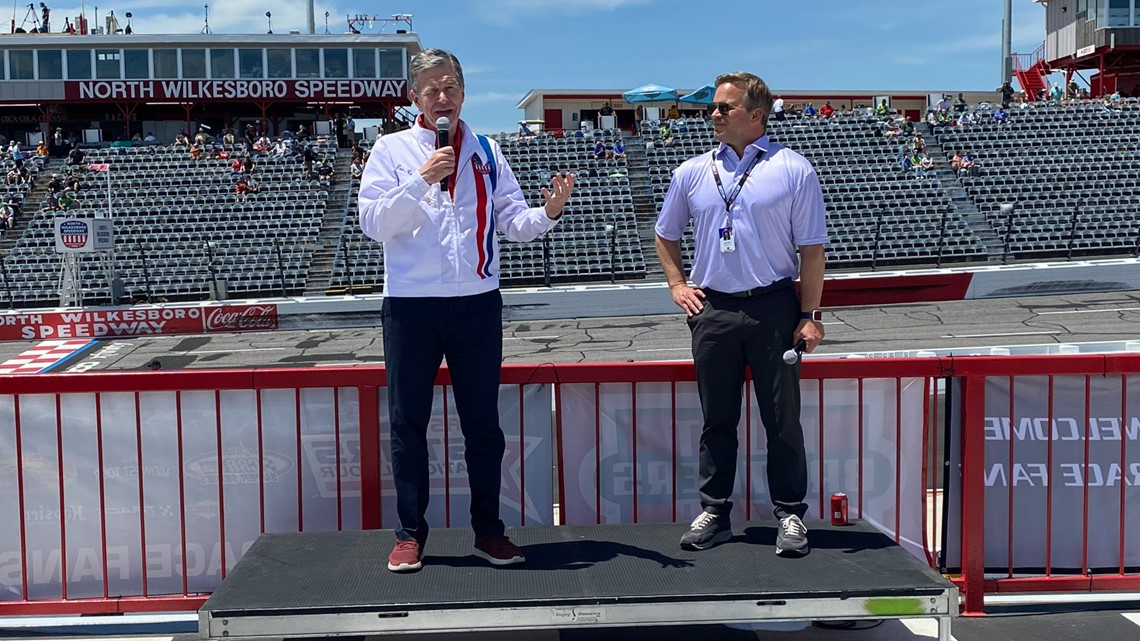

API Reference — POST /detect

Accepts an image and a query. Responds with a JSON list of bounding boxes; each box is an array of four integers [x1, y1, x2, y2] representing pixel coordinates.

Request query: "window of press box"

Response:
[[38, 49, 63, 80], [182, 49, 206, 79], [211, 49, 235, 78], [9, 50, 34, 80], [124, 49, 149, 79], [153, 49, 177, 78], [67, 49, 92, 79], [239, 48, 263, 78], [95, 49, 121, 80], [267, 49, 291, 78], [352, 48, 376, 78], [379, 49, 403, 78], [324, 48, 348, 78]]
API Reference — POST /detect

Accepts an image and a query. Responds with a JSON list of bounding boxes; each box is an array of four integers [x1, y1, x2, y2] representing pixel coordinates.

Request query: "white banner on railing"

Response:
[[0, 384, 553, 601], [944, 375, 1140, 571], [557, 378, 927, 557]]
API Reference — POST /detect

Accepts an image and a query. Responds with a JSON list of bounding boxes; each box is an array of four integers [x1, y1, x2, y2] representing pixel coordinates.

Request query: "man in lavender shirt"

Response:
[[655, 71, 828, 557]]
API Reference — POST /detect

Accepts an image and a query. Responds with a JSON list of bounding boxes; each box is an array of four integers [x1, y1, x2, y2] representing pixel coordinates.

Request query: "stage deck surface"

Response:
[[199, 520, 956, 639]]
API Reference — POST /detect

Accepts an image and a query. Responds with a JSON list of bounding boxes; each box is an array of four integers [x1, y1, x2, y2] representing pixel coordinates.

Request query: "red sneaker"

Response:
[[473, 535, 525, 566], [387, 539, 423, 572]]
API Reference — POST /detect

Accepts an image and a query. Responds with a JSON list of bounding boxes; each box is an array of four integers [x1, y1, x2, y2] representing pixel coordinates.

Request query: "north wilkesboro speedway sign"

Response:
[[65, 79, 408, 102]]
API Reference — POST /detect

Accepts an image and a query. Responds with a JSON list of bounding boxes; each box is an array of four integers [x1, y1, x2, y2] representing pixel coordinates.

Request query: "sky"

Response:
[[37, 0, 1049, 134]]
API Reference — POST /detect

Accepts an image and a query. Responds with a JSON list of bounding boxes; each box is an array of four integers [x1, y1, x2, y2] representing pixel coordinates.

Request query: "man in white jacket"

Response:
[[359, 48, 574, 573]]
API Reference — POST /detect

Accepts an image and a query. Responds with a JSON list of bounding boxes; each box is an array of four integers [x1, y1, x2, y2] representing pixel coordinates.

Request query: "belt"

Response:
[[702, 278, 793, 299]]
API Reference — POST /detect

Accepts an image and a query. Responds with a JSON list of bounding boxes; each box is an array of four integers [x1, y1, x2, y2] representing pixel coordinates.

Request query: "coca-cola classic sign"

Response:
[[0, 304, 279, 341]]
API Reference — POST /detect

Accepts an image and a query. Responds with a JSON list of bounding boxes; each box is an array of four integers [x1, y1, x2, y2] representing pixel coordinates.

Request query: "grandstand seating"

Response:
[[936, 102, 1140, 258], [643, 116, 988, 269], [1, 103, 1138, 308], [1, 142, 335, 305]]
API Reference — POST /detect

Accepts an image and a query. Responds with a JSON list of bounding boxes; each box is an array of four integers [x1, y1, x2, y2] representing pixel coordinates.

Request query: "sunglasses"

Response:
[[710, 102, 740, 115]]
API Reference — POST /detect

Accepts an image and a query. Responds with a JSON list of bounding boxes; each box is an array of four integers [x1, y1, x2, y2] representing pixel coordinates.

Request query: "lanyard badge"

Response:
[[710, 151, 761, 254]]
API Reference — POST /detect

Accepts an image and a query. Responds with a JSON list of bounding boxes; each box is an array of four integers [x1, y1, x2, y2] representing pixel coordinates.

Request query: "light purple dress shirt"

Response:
[[655, 134, 828, 292]]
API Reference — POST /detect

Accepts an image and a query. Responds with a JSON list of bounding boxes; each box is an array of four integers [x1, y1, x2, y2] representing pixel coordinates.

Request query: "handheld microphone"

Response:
[[435, 116, 451, 191], [782, 339, 807, 365]]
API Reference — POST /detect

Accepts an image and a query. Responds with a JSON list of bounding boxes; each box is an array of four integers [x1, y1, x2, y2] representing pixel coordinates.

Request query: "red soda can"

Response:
[[831, 493, 849, 526]]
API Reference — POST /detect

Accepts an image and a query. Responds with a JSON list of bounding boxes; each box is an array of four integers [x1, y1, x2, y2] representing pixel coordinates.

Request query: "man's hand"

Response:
[[542, 172, 576, 219], [419, 146, 455, 185], [793, 319, 824, 353], [670, 283, 705, 316]]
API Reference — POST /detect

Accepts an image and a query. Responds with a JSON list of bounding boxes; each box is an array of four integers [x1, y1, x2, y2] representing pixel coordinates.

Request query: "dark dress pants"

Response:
[[687, 284, 809, 520], [382, 289, 507, 543]]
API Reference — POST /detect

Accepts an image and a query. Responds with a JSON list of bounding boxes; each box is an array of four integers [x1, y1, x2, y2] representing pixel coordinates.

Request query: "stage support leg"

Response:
[[937, 615, 952, 641]]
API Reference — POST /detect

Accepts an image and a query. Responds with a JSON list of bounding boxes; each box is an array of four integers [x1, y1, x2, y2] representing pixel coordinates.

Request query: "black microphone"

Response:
[[782, 339, 807, 365], [435, 116, 450, 191]]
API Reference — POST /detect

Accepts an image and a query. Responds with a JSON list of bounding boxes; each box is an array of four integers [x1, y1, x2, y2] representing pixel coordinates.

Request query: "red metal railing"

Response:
[[1, 354, 1138, 617]]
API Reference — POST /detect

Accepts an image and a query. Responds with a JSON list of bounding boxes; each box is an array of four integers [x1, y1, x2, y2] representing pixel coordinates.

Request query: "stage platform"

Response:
[[198, 520, 957, 640]]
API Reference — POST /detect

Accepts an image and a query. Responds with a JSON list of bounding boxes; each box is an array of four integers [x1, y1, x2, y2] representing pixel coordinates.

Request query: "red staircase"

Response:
[[1013, 43, 1048, 98]]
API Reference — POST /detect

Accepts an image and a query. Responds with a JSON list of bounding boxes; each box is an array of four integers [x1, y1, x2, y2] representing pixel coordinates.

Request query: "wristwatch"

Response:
[[800, 310, 822, 321]]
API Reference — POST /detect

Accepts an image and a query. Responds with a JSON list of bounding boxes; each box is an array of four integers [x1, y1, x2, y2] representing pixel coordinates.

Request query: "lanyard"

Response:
[[710, 150, 762, 221]]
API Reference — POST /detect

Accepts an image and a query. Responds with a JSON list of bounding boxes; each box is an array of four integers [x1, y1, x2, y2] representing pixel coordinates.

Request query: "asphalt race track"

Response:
[[4, 290, 1134, 372]]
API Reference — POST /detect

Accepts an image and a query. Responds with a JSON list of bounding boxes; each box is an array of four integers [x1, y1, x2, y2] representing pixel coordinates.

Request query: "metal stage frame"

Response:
[[199, 520, 957, 640]]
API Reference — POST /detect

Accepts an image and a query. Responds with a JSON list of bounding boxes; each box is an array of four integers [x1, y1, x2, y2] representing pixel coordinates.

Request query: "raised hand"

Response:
[[542, 172, 576, 219]]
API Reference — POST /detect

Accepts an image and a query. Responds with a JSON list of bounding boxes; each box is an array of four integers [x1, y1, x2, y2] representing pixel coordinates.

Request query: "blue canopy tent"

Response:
[[678, 83, 716, 105], [622, 84, 679, 103]]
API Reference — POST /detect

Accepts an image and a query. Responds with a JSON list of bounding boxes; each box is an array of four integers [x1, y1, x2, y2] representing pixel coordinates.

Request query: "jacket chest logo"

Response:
[[471, 158, 493, 174]]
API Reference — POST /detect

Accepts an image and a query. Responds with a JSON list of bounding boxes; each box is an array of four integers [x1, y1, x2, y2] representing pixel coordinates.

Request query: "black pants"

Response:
[[687, 284, 808, 520], [381, 290, 507, 543]]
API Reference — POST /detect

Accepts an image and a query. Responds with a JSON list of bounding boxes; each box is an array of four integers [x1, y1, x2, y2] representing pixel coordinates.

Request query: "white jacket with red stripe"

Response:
[[358, 121, 557, 297]]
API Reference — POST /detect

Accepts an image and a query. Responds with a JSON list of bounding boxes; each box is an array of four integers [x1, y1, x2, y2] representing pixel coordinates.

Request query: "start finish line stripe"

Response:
[[0, 339, 94, 375]]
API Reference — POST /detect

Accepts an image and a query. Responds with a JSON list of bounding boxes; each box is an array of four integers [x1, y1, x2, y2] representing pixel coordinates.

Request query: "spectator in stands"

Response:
[[1049, 82, 1062, 102], [920, 153, 934, 171], [959, 152, 978, 177], [882, 119, 901, 138], [273, 138, 289, 159], [65, 174, 80, 193], [63, 147, 82, 169], [296, 123, 311, 143], [803, 103, 817, 117], [936, 94, 952, 112], [350, 156, 364, 180], [194, 127, 212, 145], [46, 173, 64, 194], [56, 189, 75, 211], [950, 150, 964, 172], [244, 124, 258, 147], [772, 95, 785, 120], [222, 129, 236, 145], [5, 196, 20, 221], [4, 168, 22, 186], [667, 103, 681, 120], [926, 109, 938, 128], [993, 107, 1010, 125], [242, 154, 256, 175], [253, 134, 271, 153], [0, 204, 13, 233], [1001, 81, 1015, 108], [655, 70, 823, 558], [954, 93, 968, 112], [901, 116, 915, 135], [1069, 80, 1081, 99], [660, 122, 675, 146], [908, 151, 923, 177], [317, 161, 335, 189], [819, 101, 834, 117], [1109, 88, 1122, 104], [635, 104, 645, 129], [911, 132, 925, 154], [174, 132, 189, 146], [231, 157, 244, 175], [593, 139, 606, 161], [302, 143, 318, 175], [515, 121, 535, 144], [612, 138, 626, 160], [189, 144, 203, 161], [34, 141, 48, 158], [234, 176, 258, 201], [599, 101, 614, 116], [142, 131, 155, 144], [357, 48, 573, 573], [876, 99, 891, 118]]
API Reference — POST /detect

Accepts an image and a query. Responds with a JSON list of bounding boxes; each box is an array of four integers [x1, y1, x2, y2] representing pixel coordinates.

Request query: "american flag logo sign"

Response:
[[59, 220, 89, 249]]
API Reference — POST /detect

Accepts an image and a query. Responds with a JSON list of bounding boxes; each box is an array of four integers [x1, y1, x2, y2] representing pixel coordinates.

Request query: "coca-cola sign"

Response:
[[204, 305, 279, 332]]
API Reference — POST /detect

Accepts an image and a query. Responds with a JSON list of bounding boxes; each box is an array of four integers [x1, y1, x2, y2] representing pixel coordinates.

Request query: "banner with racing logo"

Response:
[[943, 375, 1140, 571], [556, 379, 928, 557], [0, 304, 278, 341], [0, 383, 552, 600]]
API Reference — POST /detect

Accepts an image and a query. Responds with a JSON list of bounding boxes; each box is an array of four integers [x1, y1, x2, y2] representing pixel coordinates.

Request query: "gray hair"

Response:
[[409, 48, 465, 93]]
